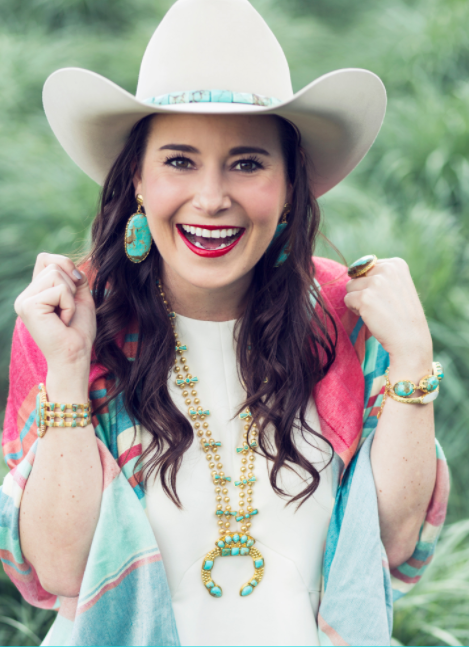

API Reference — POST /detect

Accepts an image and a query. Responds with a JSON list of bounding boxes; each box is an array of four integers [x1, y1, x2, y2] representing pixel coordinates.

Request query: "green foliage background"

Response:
[[1, 0, 469, 644]]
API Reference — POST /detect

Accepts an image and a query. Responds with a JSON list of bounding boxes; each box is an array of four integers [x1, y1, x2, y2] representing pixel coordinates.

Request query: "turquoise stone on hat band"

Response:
[[144, 89, 281, 108], [347, 254, 378, 279]]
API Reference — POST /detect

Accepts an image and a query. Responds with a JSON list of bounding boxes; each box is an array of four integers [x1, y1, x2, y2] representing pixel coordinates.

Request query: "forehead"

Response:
[[147, 113, 282, 150]]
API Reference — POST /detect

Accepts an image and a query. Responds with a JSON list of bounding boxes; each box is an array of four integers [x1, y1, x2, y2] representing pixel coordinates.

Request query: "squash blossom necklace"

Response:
[[158, 282, 265, 598]]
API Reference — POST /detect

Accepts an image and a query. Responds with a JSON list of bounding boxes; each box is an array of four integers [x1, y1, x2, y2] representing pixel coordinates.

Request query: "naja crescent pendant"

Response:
[[201, 532, 265, 597]]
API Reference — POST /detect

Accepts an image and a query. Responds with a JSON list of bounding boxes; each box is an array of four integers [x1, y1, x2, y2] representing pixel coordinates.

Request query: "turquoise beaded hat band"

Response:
[[144, 89, 281, 108]]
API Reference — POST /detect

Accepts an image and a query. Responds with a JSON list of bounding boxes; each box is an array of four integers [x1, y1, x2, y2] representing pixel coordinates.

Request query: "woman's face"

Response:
[[134, 113, 290, 298]]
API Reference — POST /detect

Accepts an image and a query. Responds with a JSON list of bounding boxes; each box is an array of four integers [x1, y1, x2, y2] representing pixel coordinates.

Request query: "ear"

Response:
[[132, 160, 143, 194]]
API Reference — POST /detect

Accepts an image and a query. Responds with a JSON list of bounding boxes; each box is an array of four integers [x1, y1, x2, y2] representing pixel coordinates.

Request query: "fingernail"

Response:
[[72, 269, 82, 280]]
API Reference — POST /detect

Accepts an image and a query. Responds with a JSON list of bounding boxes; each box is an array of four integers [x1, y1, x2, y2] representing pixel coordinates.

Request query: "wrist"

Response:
[[46, 364, 90, 403], [387, 351, 434, 387]]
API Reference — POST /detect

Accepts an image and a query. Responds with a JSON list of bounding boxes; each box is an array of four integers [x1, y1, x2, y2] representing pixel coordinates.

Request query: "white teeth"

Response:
[[194, 241, 204, 248], [183, 225, 242, 239], [219, 243, 226, 249]]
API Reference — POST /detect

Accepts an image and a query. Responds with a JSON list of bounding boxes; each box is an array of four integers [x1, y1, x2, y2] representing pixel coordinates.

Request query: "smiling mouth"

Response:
[[177, 224, 245, 251]]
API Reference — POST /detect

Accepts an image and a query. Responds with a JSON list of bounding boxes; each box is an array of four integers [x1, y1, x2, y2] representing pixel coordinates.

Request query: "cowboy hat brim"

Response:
[[43, 66, 386, 197]]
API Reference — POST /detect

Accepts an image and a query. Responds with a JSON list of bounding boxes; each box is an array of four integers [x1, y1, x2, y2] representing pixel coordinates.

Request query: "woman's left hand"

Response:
[[344, 257, 432, 365], [345, 257, 437, 568]]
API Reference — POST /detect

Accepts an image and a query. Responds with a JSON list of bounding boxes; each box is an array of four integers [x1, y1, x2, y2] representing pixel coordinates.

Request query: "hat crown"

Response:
[[136, 0, 293, 102]]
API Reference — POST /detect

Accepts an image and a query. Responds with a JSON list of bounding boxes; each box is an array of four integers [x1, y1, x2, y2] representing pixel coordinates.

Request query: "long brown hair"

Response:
[[89, 114, 337, 507]]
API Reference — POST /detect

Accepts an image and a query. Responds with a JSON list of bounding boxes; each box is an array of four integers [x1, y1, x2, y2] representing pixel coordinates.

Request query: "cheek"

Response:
[[141, 173, 188, 230], [242, 177, 285, 230]]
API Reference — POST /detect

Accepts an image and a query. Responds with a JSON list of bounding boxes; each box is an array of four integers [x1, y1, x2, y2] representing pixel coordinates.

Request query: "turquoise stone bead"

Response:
[[240, 535, 248, 544], [247, 539, 254, 547], [36, 410, 40, 426], [233, 533, 240, 543], [250, 579, 258, 587], [71, 421, 77, 428], [241, 585, 253, 596], [222, 548, 231, 556], [425, 376, 439, 392], [59, 420, 64, 427], [205, 581, 214, 589], [225, 536, 232, 544], [203, 560, 214, 570], [60, 404, 66, 411], [231, 547, 240, 556], [210, 586, 222, 597], [394, 381, 415, 397], [50, 403, 55, 411], [254, 558, 264, 569], [217, 541, 225, 548], [125, 213, 152, 261], [240, 547, 249, 556], [71, 404, 77, 412]]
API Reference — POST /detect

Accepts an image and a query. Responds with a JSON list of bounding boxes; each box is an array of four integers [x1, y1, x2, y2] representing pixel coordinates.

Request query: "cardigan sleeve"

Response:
[[314, 256, 450, 599], [0, 318, 123, 609], [0, 318, 58, 609], [355, 318, 450, 600]]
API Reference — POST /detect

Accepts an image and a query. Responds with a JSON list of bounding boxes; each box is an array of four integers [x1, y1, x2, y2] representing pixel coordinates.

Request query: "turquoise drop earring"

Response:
[[272, 203, 291, 267], [125, 194, 152, 263]]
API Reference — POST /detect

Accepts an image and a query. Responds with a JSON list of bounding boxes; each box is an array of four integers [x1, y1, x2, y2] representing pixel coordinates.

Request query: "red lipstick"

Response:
[[176, 225, 245, 258]]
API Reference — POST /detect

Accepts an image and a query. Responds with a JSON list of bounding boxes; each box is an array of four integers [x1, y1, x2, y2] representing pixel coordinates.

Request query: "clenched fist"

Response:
[[14, 253, 96, 398], [344, 257, 432, 368]]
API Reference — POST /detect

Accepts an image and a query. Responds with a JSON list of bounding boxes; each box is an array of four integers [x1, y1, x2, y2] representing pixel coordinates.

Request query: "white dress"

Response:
[[142, 315, 333, 647]]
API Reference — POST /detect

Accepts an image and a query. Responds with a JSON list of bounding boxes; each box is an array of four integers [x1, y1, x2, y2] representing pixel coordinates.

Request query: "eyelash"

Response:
[[163, 154, 265, 172]]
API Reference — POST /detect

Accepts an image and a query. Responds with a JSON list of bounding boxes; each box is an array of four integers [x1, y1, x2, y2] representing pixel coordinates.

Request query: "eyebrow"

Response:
[[158, 144, 271, 156], [159, 144, 200, 153], [229, 146, 270, 156]]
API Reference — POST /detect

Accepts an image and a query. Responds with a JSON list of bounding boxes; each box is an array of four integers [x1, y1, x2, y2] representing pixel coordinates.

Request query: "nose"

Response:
[[192, 166, 231, 216]]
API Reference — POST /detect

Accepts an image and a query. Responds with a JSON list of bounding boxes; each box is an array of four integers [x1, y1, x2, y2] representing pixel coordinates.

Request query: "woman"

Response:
[[0, 0, 449, 645]]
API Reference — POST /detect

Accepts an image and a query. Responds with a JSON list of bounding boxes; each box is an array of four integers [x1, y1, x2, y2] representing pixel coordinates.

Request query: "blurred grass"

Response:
[[1, 0, 469, 644]]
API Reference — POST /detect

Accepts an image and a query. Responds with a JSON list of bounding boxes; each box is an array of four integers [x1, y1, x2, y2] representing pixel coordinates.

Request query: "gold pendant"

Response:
[[201, 532, 265, 597]]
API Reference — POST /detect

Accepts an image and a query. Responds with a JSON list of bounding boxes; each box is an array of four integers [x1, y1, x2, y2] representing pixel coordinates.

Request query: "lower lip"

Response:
[[176, 226, 245, 258]]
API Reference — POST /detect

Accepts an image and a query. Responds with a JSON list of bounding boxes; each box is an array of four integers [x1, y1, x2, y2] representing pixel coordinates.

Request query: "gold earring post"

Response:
[[136, 194, 144, 214]]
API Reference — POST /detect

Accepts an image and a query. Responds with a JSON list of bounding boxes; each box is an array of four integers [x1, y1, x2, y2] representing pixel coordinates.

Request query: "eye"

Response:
[[233, 157, 264, 173], [165, 155, 194, 170]]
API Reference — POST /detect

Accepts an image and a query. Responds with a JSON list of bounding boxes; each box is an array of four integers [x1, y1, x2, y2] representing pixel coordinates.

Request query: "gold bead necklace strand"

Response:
[[157, 281, 265, 598]]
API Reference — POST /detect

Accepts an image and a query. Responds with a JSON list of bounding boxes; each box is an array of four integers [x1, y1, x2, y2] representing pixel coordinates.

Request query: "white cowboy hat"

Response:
[[43, 0, 386, 197]]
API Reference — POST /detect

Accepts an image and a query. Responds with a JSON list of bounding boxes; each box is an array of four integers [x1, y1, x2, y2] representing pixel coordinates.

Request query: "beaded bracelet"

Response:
[[377, 361, 444, 418], [36, 383, 92, 437]]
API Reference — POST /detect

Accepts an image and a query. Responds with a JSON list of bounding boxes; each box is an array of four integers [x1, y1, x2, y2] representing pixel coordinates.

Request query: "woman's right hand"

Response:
[[14, 253, 97, 389]]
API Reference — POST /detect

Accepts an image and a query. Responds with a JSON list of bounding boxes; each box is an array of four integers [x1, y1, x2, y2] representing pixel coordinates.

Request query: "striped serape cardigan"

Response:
[[0, 257, 449, 646]]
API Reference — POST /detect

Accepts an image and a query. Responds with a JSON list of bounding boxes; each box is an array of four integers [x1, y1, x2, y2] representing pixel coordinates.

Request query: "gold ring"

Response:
[[347, 254, 378, 279]]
